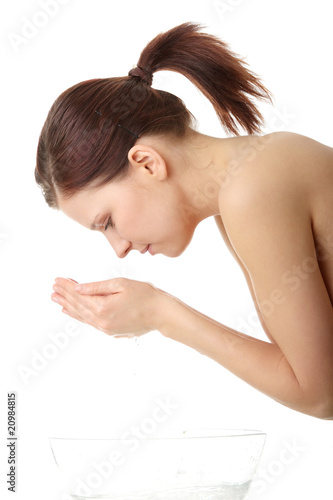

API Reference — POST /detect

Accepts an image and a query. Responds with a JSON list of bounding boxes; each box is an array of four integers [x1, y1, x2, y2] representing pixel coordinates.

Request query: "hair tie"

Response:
[[128, 66, 153, 86]]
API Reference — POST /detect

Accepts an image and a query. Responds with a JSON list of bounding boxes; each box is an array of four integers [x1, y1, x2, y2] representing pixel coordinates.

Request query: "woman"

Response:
[[35, 23, 333, 419]]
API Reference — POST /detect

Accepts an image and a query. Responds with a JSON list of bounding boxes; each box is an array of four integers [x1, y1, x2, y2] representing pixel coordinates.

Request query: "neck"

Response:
[[175, 129, 235, 224]]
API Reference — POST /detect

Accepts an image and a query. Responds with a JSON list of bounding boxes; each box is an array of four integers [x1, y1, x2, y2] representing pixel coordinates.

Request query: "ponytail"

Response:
[[35, 22, 272, 208], [136, 22, 272, 135]]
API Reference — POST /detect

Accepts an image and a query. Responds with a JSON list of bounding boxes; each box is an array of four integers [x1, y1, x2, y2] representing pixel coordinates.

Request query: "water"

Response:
[[131, 336, 140, 377], [70, 482, 251, 500]]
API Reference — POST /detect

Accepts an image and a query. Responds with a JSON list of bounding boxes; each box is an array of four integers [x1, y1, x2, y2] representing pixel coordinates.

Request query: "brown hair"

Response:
[[35, 22, 272, 208]]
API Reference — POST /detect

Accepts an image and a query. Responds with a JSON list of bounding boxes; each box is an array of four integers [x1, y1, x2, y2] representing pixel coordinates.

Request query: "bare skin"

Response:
[[51, 129, 333, 419]]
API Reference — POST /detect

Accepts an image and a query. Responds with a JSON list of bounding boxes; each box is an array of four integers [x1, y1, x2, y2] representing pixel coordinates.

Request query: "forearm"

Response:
[[154, 291, 320, 416]]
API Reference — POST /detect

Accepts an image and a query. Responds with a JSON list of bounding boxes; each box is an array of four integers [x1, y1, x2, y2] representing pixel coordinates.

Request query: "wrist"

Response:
[[150, 286, 178, 335]]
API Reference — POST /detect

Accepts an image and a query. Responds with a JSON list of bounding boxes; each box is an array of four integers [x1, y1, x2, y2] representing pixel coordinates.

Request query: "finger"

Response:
[[55, 277, 79, 290], [53, 281, 96, 314], [74, 278, 124, 295], [53, 281, 110, 325], [62, 307, 75, 319], [52, 289, 95, 325], [54, 278, 89, 300]]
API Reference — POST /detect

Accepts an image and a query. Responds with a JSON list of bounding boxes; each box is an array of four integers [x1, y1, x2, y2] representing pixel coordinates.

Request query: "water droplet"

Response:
[[132, 336, 140, 347]]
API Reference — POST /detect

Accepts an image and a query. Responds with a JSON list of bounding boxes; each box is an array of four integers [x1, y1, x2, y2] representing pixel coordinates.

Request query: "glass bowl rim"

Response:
[[49, 428, 266, 442]]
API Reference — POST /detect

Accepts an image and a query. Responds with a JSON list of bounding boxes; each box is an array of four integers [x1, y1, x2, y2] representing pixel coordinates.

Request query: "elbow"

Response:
[[295, 385, 333, 419], [295, 373, 333, 419], [313, 401, 333, 420], [307, 394, 333, 420]]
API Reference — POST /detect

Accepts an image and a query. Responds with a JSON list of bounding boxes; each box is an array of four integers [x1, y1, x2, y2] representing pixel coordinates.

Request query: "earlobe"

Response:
[[127, 145, 168, 180]]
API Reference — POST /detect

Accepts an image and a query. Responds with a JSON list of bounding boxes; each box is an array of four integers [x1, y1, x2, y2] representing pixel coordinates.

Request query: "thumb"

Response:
[[74, 278, 124, 295]]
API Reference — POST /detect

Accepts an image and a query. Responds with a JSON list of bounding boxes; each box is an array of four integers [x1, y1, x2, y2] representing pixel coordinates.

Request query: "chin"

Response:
[[168, 239, 192, 258], [159, 246, 182, 258], [158, 231, 194, 258], [168, 249, 183, 258]]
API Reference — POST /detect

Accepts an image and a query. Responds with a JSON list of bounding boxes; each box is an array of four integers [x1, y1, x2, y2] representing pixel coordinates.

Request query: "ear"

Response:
[[127, 145, 168, 181]]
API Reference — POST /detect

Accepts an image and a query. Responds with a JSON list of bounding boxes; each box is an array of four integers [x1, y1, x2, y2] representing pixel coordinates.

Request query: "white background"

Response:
[[1, 0, 332, 499]]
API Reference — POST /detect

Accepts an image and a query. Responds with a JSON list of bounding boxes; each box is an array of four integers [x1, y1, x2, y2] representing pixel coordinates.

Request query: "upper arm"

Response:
[[219, 175, 333, 402]]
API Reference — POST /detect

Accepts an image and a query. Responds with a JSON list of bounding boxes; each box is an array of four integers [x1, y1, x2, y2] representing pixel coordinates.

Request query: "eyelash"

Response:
[[104, 217, 114, 231]]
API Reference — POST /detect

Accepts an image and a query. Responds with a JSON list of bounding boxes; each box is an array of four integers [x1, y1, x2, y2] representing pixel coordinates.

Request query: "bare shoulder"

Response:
[[257, 131, 333, 168], [218, 131, 315, 262], [219, 130, 332, 213]]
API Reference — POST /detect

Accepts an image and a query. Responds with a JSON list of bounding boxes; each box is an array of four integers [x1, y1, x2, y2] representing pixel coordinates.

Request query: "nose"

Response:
[[105, 232, 132, 258]]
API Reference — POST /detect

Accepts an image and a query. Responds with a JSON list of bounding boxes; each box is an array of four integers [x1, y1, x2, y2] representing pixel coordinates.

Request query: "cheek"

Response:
[[119, 192, 192, 244], [116, 198, 153, 240]]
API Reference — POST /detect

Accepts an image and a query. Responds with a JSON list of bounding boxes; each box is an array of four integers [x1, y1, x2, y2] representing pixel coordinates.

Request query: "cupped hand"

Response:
[[51, 277, 163, 337]]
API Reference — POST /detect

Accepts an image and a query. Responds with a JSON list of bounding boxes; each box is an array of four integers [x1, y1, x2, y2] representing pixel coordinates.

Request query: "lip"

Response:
[[140, 244, 154, 255], [148, 244, 154, 255]]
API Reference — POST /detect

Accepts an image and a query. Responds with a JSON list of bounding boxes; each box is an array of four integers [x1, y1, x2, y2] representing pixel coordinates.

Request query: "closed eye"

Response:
[[104, 217, 114, 231]]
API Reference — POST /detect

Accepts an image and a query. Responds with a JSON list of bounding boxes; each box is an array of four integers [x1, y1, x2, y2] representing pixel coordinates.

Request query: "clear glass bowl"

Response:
[[49, 429, 266, 499]]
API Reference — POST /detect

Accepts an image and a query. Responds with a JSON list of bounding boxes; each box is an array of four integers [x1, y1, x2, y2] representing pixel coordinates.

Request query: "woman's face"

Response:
[[56, 148, 199, 258]]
